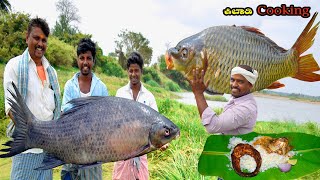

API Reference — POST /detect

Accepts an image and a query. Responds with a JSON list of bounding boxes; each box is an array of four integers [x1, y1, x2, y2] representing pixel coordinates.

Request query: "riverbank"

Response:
[[253, 92, 320, 105], [175, 92, 320, 124]]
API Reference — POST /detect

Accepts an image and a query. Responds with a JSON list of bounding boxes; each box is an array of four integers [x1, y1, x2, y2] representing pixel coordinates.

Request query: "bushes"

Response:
[[45, 37, 76, 67], [0, 64, 6, 119], [143, 67, 161, 84], [101, 56, 126, 78], [146, 80, 160, 87], [165, 81, 181, 92], [142, 73, 152, 83], [0, 12, 29, 63]]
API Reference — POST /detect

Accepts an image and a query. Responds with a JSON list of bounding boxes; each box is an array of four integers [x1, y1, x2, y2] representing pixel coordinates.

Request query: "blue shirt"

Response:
[[61, 72, 108, 112], [60, 72, 108, 179]]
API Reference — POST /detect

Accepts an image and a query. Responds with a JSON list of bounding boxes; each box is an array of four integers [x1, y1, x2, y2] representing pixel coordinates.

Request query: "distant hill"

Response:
[[259, 89, 320, 102]]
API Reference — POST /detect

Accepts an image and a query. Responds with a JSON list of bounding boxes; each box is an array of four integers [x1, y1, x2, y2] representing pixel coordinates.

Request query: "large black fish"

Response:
[[0, 82, 180, 170]]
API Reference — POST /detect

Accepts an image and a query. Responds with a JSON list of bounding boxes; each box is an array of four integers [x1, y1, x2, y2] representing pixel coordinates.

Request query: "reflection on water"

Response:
[[175, 92, 320, 124]]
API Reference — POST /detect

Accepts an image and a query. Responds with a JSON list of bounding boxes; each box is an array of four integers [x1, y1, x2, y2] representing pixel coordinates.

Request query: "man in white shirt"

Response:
[[3, 17, 60, 180], [112, 52, 161, 180]]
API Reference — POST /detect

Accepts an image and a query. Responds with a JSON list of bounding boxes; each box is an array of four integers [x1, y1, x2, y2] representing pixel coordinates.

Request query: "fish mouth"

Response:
[[174, 131, 180, 139], [165, 51, 174, 70]]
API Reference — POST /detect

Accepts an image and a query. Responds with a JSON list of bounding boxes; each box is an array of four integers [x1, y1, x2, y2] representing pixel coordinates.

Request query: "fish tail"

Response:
[[292, 12, 320, 82], [0, 82, 34, 158], [292, 12, 319, 55], [293, 54, 320, 81]]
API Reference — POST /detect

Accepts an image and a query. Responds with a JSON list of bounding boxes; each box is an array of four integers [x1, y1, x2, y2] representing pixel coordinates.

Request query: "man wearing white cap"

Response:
[[189, 65, 258, 135]]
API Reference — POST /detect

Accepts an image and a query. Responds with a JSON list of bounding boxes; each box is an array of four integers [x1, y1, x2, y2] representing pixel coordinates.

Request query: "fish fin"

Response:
[[266, 81, 285, 89], [291, 13, 320, 82], [294, 72, 320, 82], [135, 144, 154, 157], [292, 12, 319, 55], [240, 26, 287, 53], [239, 26, 265, 36], [61, 96, 105, 118], [293, 54, 320, 82], [35, 154, 65, 170], [165, 51, 174, 70], [77, 162, 103, 170], [0, 82, 35, 158], [292, 14, 320, 82], [123, 144, 152, 161], [132, 157, 141, 171]]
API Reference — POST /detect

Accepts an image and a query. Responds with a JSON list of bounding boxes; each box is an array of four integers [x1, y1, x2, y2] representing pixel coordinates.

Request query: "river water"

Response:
[[174, 92, 320, 124]]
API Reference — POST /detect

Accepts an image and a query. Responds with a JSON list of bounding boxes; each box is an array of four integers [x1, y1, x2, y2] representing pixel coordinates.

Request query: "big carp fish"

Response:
[[165, 12, 320, 94], [0, 82, 180, 170]]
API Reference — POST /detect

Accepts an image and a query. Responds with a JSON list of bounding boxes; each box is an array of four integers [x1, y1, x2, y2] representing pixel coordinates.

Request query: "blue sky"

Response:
[[9, 0, 320, 96]]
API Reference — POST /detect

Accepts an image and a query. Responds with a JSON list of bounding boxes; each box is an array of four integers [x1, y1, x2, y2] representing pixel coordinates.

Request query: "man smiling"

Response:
[[61, 38, 108, 180], [189, 65, 258, 135], [112, 52, 161, 180], [4, 17, 61, 180]]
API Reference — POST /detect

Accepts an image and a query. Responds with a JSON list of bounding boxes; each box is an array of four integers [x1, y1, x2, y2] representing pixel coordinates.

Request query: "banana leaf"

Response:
[[198, 132, 320, 179]]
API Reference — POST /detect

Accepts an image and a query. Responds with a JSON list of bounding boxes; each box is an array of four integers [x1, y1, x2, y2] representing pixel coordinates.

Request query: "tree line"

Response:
[[0, 0, 153, 69], [0, 0, 188, 90]]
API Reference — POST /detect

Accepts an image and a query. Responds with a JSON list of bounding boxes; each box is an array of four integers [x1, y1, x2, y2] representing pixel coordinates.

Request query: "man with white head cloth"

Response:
[[189, 65, 258, 135]]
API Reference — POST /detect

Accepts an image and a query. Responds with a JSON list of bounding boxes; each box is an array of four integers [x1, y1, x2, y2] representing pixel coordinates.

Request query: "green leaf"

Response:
[[198, 132, 320, 179]]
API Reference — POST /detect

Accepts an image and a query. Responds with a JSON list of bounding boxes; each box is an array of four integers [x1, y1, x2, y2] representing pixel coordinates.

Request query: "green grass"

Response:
[[0, 63, 5, 118], [204, 94, 228, 102], [149, 99, 219, 180], [255, 121, 320, 136], [0, 139, 11, 180]]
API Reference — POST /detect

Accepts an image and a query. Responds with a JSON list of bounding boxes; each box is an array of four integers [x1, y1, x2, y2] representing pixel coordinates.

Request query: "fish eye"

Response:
[[164, 129, 170, 136], [181, 48, 188, 59]]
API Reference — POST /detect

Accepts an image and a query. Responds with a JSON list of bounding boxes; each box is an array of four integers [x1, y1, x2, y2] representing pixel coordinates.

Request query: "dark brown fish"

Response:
[[0, 82, 180, 170]]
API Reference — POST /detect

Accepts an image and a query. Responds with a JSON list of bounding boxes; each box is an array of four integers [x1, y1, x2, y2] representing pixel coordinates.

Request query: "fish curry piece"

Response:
[[253, 136, 293, 156]]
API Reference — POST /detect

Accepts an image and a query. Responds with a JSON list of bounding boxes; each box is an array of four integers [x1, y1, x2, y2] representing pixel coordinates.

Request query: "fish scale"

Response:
[[0, 82, 180, 170], [166, 13, 320, 94]]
